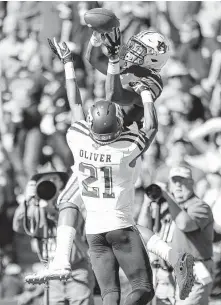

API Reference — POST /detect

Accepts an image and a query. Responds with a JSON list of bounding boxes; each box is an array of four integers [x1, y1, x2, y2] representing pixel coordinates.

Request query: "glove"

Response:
[[129, 81, 150, 95], [101, 27, 121, 59], [48, 37, 72, 64]]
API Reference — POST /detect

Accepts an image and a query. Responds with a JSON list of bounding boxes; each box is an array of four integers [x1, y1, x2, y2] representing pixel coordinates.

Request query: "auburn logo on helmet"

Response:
[[157, 41, 167, 53]]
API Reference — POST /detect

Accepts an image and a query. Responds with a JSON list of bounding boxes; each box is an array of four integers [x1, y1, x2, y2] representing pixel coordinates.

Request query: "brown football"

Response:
[[84, 8, 120, 33]]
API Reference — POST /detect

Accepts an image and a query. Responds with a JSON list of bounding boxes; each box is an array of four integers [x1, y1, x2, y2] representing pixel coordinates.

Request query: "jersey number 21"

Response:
[[79, 162, 115, 198]]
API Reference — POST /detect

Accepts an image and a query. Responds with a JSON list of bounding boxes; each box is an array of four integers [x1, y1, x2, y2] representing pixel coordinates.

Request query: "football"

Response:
[[84, 8, 120, 33]]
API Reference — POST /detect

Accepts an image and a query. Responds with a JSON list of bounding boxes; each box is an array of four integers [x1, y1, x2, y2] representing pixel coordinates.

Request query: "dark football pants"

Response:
[[86, 226, 154, 305]]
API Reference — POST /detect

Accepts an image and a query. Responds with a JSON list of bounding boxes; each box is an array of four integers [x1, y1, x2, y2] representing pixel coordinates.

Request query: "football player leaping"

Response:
[[25, 40, 194, 302], [85, 28, 169, 127]]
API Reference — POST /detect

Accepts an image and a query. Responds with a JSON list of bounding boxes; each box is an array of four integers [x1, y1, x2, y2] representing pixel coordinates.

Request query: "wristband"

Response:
[[109, 58, 120, 63], [64, 62, 76, 80], [90, 34, 102, 47], [141, 90, 153, 103], [107, 60, 120, 75]]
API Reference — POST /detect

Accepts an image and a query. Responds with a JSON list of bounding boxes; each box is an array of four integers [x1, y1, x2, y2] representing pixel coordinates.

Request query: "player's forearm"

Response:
[[137, 202, 153, 230], [85, 40, 107, 75], [175, 211, 199, 232], [162, 191, 198, 232], [106, 58, 139, 105], [64, 62, 85, 122], [141, 91, 158, 141]]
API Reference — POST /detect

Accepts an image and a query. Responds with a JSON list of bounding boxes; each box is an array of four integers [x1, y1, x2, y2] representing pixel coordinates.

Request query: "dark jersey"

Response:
[[120, 65, 163, 101]]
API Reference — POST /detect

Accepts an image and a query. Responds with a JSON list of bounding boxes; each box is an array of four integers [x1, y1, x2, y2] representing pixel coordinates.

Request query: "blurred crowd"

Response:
[[0, 1, 221, 305]]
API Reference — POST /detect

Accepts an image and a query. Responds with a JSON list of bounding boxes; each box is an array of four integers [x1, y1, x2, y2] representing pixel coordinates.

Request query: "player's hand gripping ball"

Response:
[[101, 27, 121, 58], [84, 8, 120, 33]]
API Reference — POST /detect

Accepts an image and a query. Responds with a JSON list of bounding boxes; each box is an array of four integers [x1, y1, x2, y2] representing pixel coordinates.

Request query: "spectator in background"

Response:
[[137, 184, 175, 305], [13, 172, 95, 305], [0, 143, 18, 263], [0, 262, 24, 300], [157, 165, 214, 305], [69, 1, 99, 54], [197, 2, 221, 40], [155, 2, 201, 47], [103, 1, 151, 43], [194, 168, 221, 305], [159, 61, 205, 123], [8, 73, 47, 189], [186, 117, 221, 180], [154, 139, 204, 185], [19, 2, 62, 47], [177, 19, 221, 92], [0, 2, 6, 39], [15, 264, 44, 305], [0, 15, 24, 84], [186, 139, 221, 305]]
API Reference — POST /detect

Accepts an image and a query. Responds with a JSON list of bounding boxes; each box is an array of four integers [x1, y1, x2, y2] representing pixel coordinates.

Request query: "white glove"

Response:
[[90, 31, 102, 47]]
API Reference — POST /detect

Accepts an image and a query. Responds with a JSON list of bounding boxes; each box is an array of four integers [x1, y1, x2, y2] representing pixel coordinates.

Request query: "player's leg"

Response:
[[86, 233, 121, 305], [50, 173, 82, 269], [137, 225, 195, 300], [25, 174, 81, 284], [66, 260, 95, 305], [107, 227, 154, 305]]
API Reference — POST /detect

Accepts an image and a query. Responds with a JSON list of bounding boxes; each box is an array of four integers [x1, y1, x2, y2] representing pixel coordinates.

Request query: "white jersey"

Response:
[[67, 120, 150, 234]]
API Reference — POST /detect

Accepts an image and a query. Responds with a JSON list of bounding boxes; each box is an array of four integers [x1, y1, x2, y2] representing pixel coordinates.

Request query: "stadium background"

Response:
[[0, 1, 221, 304]]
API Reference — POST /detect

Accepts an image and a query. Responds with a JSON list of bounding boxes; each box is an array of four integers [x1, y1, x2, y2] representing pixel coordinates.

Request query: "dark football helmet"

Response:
[[87, 100, 124, 144]]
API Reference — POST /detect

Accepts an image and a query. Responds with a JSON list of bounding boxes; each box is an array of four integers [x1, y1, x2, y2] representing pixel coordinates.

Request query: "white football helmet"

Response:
[[120, 31, 170, 71]]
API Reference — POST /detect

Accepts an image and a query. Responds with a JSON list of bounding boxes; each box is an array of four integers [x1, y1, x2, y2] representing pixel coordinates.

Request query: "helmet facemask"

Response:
[[120, 36, 154, 66], [120, 31, 170, 71]]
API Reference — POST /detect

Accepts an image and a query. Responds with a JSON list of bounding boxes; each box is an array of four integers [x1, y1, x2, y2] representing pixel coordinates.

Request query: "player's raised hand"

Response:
[[101, 27, 121, 59], [129, 81, 150, 96], [90, 31, 103, 47], [48, 37, 72, 64]]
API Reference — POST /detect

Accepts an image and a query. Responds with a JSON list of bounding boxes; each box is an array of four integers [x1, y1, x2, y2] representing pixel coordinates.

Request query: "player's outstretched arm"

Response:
[[85, 31, 108, 75], [131, 81, 158, 144], [48, 38, 85, 123], [103, 28, 142, 106]]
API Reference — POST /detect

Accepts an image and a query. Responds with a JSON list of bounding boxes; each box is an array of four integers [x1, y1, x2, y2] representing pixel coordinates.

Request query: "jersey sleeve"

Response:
[[123, 129, 150, 165], [140, 70, 163, 101], [66, 120, 90, 154]]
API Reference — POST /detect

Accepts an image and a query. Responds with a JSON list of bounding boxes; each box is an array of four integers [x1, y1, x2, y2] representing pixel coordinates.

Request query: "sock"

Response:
[[52, 225, 76, 268], [146, 234, 173, 265]]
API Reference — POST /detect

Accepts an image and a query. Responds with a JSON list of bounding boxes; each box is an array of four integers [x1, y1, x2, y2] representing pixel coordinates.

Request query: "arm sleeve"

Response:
[[139, 74, 163, 101], [66, 127, 77, 153], [187, 201, 213, 230], [129, 130, 151, 164], [66, 120, 89, 154]]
